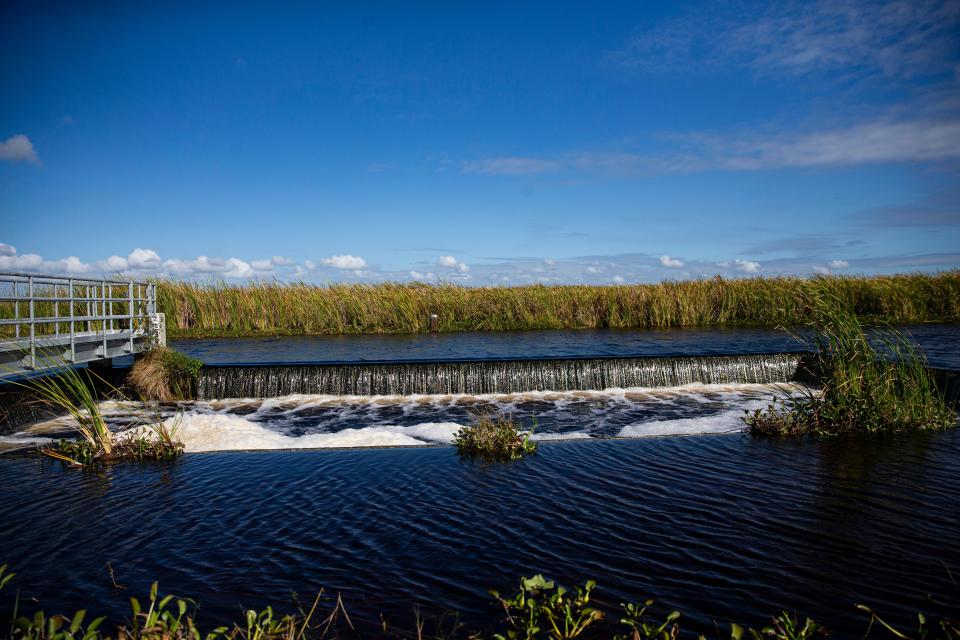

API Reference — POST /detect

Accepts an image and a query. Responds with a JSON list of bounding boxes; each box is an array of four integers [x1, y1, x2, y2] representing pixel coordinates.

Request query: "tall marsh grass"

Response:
[[745, 294, 957, 436], [154, 273, 960, 338]]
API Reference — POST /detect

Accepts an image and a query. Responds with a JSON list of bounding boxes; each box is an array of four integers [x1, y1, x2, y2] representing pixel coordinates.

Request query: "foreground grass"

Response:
[[6, 360, 184, 466], [745, 294, 956, 437], [154, 272, 960, 338], [2, 565, 956, 639]]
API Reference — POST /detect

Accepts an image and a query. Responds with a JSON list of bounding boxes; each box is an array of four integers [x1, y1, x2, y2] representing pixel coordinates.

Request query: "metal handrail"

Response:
[[0, 272, 157, 370]]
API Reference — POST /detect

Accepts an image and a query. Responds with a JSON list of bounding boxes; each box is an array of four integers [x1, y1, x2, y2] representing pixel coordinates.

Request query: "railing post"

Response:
[[128, 280, 134, 353], [28, 275, 35, 369], [69, 278, 76, 363], [13, 281, 19, 340], [101, 279, 107, 358]]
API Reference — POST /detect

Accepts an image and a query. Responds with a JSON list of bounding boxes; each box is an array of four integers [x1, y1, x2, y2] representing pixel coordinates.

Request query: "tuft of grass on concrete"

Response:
[[127, 347, 203, 402]]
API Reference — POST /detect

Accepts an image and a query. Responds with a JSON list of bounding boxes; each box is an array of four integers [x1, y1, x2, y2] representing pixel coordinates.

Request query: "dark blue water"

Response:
[[171, 323, 960, 370], [1, 431, 958, 636]]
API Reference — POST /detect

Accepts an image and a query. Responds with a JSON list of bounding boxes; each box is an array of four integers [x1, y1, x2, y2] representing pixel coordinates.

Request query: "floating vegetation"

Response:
[[1, 565, 956, 639], [6, 360, 184, 466], [745, 294, 956, 436], [453, 413, 537, 462], [155, 272, 960, 338], [127, 347, 203, 401]]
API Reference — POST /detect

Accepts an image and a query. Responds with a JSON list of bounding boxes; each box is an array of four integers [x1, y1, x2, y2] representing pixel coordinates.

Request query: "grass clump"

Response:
[[127, 347, 203, 402], [153, 272, 960, 338], [745, 295, 956, 437], [453, 414, 537, 462], [7, 359, 184, 467]]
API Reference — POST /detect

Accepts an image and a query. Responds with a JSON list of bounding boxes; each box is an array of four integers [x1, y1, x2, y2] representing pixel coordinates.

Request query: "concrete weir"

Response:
[[196, 353, 810, 399]]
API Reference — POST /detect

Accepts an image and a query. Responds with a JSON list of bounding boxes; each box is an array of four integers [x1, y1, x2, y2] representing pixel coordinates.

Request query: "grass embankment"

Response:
[[2, 565, 956, 639], [745, 294, 956, 437], [155, 272, 960, 338]]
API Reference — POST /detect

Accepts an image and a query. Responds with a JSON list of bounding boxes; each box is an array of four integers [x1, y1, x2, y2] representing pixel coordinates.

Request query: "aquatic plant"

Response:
[[127, 347, 203, 401], [5, 358, 184, 466], [453, 414, 537, 462], [745, 294, 956, 436], [1, 565, 956, 639], [152, 272, 960, 338], [490, 575, 604, 639]]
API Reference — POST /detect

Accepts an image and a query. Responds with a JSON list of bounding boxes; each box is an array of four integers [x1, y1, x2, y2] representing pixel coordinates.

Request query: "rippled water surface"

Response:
[[1, 431, 958, 636], [171, 323, 960, 369]]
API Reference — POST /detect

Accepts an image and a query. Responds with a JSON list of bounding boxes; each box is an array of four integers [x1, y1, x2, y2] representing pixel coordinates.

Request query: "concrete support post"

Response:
[[151, 312, 167, 348]]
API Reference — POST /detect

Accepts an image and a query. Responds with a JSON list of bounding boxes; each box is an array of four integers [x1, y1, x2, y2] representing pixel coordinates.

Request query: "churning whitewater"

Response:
[[4, 382, 809, 453]]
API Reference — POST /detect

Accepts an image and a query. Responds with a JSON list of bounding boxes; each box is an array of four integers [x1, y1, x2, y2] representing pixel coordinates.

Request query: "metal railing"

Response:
[[0, 271, 156, 372]]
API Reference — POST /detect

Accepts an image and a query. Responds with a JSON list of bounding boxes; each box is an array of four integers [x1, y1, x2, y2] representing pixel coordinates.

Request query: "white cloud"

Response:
[[813, 265, 832, 275], [612, 275, 626, 284], [437, 255, 469, 272], [251, 260, 273, 271], [829, 259, 850, 269], [735, 259, 761, 273], [585, 265, 601, 274], [543, 258, 556, 266], [223, 258, 253, 278], [271, 256, 293, 266], [127, 248, 161, 269], [659, 255, 684, 268], [99, 255, 129, 271], [48, 256, 91, 274], [321, 254, 367, 270], [409, 270, 436, 280], [304, 260, 317, 271], [0, 243, 15, 257], [0, 134, 40, 165], [0, 251, 43, 271]]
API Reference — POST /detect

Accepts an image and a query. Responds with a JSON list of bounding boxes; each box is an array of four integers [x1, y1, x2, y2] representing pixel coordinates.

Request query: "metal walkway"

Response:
[[0, 271, 163, 379]]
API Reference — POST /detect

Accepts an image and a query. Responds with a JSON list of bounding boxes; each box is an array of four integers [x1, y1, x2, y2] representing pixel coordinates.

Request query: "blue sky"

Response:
[[1, 0, 958, 284]]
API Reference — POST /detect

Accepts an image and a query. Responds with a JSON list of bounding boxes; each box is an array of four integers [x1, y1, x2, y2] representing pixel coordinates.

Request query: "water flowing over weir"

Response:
[[196, 353, 806, 399]]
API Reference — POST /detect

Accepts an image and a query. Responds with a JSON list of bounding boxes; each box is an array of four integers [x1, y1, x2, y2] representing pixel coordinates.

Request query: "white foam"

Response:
[[617, 401, 770, 438], [529, 431, 591, 441], [0, 434, 56, 447], [165, 413, 465, 452]]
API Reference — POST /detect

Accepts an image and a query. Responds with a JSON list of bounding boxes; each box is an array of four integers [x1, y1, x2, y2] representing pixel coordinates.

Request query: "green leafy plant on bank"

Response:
[[126, 347, 203, 402], [453, 414, 537, 462], [1, 565, 957, 639], [745, 293, 956, 437]]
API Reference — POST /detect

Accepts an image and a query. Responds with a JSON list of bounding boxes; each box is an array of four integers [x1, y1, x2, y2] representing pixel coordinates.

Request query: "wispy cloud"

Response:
[[461, 157, 563, 176], [853, 187, 960, 227], [609, 0, 960, 79], [0, 134, 40, 165], [461, 110, 960, 178]]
